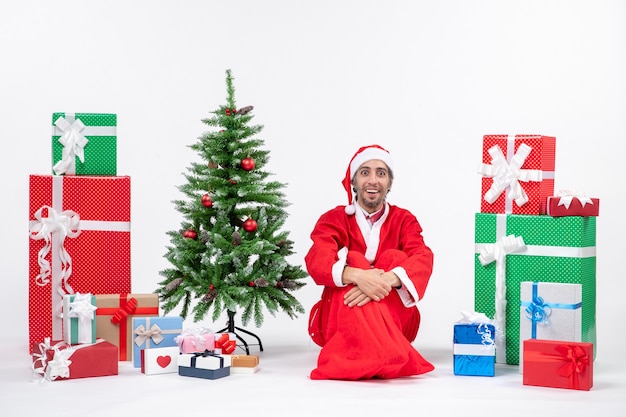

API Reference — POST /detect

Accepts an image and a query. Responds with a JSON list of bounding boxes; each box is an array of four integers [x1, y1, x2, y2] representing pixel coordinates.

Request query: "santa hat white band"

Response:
[[349, 147, 394, 181]]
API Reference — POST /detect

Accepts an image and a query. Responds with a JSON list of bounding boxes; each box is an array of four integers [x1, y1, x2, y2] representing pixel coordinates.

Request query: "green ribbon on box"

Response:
[[474, 213, 596, 365], [52, 112, 117, 175]]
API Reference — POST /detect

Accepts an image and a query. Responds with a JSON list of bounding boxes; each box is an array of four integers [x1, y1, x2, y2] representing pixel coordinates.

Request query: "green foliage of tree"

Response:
[[156, 69, 307, 327]]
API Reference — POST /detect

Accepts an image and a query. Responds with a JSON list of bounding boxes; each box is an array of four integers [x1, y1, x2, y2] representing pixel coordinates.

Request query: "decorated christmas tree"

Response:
[[156, 69, 307, 341]]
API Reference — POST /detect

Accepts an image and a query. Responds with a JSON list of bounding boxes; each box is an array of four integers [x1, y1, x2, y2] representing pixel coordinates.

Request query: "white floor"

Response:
[[2, 335, 624, 417]]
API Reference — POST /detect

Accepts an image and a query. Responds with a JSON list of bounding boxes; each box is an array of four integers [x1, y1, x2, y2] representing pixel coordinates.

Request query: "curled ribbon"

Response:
[[29, 205, 81, 289], [478, 143, 543, 208], [476, 322, 495, 346], [53, 116, 89, 175], [32, 338, 103, 382], [133, 323, 164, 346], [478, 234, 526, 362], [456, 311, 500, 347], [524, 295, 552, 325], [32, 338, 72, 381], [556, 189, 594, 209]]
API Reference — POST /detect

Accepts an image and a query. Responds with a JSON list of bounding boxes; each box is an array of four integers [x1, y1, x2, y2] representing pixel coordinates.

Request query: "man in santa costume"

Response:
[[305, 144, 435, 380]]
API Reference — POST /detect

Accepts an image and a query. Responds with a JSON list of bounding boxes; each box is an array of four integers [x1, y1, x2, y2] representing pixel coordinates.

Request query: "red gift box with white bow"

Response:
[[32, 338, 118, 381], [478, 134, 556, 215], [28, 175, 131, 352]]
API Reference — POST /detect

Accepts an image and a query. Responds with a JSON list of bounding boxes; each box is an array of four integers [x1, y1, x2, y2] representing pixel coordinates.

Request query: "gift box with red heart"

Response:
[[141, 346, 180, 375]]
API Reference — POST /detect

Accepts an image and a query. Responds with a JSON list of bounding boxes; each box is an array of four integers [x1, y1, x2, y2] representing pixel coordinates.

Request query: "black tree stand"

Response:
[[217, 310, 264, 355]]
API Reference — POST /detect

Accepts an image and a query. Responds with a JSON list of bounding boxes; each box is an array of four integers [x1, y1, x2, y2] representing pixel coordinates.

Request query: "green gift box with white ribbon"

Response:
[[51, 112, 117, 175], [474, 213, 596, 365]]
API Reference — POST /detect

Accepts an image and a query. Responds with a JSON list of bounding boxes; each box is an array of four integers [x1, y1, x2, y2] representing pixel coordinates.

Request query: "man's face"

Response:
[[352, 159, 392, 213]]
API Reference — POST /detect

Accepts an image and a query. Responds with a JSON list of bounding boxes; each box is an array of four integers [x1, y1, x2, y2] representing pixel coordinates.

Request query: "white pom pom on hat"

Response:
[[341, 145, 394, 215]]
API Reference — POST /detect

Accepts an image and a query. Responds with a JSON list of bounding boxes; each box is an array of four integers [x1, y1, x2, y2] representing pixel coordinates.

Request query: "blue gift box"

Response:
[[132, 316, 183, 368], [453, 323, 496, 376], [178, 352, 230, 380]]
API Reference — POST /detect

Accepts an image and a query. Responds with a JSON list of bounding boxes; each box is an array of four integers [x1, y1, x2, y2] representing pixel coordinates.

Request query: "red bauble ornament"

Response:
[[248, 281, 255, 287], [241, 156, 255, 172], [202, 194, 213, 208], [225, 109, 231, 116], [210, 284, 214, 290], [183, 229, 197, 240], [243, 218, 258, 233]]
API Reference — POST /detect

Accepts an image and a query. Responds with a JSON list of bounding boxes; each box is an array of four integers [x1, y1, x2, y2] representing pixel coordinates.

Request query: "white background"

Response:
[[1, 1, 625, 416]]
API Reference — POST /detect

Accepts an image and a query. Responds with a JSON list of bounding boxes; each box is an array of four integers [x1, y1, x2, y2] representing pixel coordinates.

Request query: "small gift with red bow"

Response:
[[523, 339, 593, 390]]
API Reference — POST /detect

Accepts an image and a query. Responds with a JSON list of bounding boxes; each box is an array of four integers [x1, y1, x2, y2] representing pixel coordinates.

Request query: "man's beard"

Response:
[[359, 190, 385, 210]]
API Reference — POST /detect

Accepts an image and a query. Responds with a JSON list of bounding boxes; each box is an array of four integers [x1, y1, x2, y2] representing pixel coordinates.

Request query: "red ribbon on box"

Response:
[[215, 333, 236, 354], [525, 343, 590, 390], [96, 294, 158, 361]]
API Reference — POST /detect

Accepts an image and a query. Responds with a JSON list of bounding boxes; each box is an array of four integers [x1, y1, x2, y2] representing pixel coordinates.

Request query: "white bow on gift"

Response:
[[68, 293, 97, 322], [52, 116, 89, 175], [32, 338, 103, 382], [174, 327, 214, 348], [32, 338, 71, 382], [556, 189, 594, 209], [478, 143, 543, 207], [67, 293, 97, 343]]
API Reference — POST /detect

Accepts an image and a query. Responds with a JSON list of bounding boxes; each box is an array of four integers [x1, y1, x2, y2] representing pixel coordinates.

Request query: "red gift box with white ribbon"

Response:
[[478, 134, 556, 215], [32, 338, 118, 381], [28, 175, 131, 352]]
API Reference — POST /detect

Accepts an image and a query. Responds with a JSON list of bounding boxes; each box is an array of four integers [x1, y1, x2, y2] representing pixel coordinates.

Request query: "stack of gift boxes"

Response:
[[453, 134, 597, 391], [28, 112, 259, 382]]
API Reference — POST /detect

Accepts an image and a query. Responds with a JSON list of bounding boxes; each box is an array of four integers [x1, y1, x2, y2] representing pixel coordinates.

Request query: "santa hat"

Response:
[[342, 144, 394, 215]]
